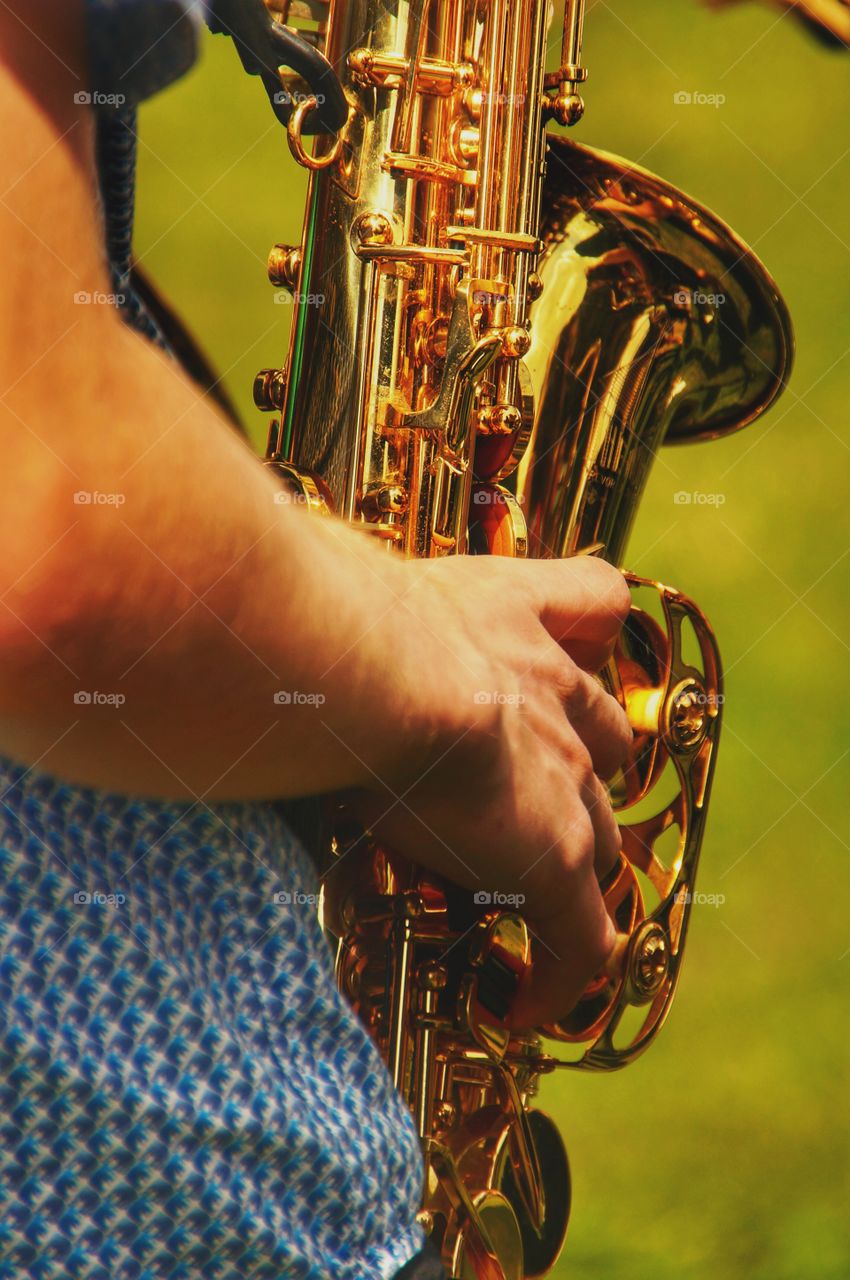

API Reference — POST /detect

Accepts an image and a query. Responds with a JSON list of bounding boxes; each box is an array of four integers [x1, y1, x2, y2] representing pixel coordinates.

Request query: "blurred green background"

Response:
[[136, 5, 850, 1277]]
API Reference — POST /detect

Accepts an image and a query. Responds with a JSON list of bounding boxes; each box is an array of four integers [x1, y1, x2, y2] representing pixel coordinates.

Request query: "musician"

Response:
[[0, 3, 632, 1277]]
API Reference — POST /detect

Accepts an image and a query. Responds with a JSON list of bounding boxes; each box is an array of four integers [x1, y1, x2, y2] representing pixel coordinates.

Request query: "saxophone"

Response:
[[234, 0, 794, 1274]]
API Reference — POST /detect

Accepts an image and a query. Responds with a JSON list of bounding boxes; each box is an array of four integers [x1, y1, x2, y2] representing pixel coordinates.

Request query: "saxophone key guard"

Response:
[[542, 573, 723, 1070]]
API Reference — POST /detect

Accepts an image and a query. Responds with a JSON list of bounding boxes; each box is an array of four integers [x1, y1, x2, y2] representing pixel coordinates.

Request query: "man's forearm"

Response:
[[0, 310, 445, 800]]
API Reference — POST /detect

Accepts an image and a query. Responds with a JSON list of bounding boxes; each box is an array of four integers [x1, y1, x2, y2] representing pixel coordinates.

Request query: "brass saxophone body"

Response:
[[252, 1, 793, 1274]]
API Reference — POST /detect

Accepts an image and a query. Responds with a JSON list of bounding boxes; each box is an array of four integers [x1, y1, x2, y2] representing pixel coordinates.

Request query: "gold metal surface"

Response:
[[515, 136, 793, 565], [257, 0, 794, 1274]]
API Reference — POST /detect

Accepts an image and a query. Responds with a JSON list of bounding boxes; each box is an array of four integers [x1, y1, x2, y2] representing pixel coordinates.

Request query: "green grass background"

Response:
[[136, 5, 850, 1276]]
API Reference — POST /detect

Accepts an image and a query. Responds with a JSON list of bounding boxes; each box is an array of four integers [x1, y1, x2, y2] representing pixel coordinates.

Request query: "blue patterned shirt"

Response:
[[0, 759, 425, 1280]]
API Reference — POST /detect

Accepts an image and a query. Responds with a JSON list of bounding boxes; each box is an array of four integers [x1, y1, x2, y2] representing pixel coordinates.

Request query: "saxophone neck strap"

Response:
[[206, 0, 347, 135]]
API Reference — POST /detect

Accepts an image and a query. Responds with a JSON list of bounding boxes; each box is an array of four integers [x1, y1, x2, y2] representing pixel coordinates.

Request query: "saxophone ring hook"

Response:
[[287, 96, 345, 171]]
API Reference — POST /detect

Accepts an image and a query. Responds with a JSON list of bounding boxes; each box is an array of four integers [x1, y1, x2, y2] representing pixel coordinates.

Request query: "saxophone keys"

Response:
[[353, 210, 394, 246], [500, 326, 531, 360], [254, 366, 287, 412], [447, 120, 480, 168], [478, 404, 522, 435], [267, 243, 302, 291], [622, 684, 666, 738], [601, 922, 670, 1006], [361, 484, 409, 520], [545, 90, 585, 127], [623, 674, 712, 750], [664, 678, 712, 752], [626, 923, 670, 1003]]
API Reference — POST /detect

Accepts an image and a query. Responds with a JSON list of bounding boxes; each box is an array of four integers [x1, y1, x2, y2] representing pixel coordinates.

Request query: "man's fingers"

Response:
[[581, 771, 622, 878], [507, 767, 620, 1028], [508, 866, 616, 1029], [528, 557, 631, 664], [556, 662, 633, 780]]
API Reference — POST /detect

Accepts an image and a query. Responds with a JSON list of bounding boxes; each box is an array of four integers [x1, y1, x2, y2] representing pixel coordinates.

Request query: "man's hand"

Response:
[[347, 553, 632, 1028]]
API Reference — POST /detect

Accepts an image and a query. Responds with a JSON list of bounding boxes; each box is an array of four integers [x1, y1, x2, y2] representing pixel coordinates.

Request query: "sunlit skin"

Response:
[[0, 0, 633, 1027]]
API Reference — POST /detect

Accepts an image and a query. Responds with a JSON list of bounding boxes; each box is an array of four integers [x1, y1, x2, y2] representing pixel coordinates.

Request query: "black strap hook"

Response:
[[207, 0, 348, 136]]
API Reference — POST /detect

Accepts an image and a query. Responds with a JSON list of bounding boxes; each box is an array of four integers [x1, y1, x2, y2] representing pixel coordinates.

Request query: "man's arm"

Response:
[[0, 0, 631, 1024]]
